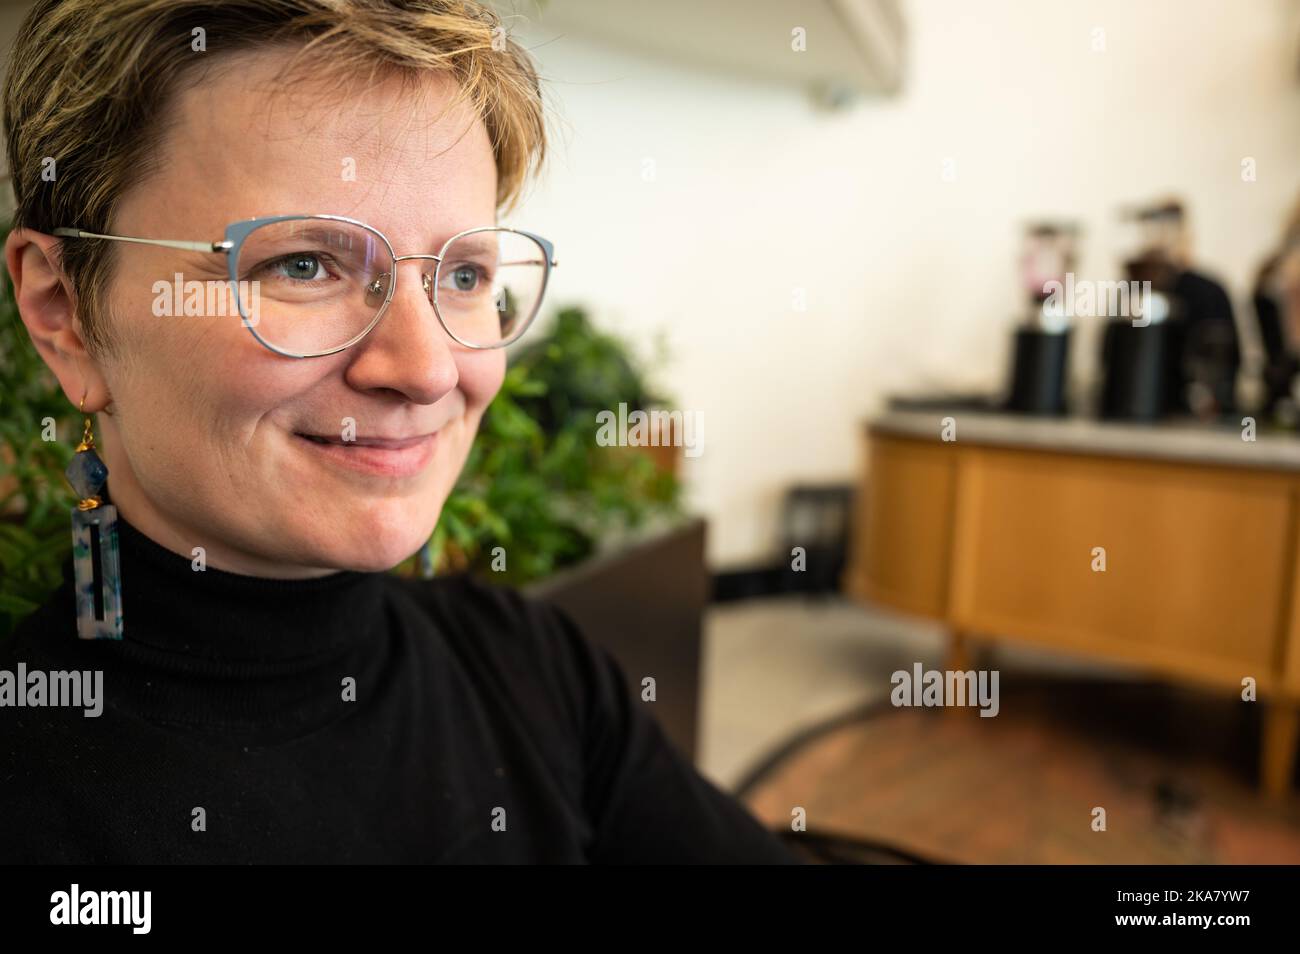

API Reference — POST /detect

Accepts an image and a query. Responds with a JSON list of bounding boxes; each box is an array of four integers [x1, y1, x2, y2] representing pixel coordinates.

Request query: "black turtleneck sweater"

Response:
[[0, 510, 799, 864]]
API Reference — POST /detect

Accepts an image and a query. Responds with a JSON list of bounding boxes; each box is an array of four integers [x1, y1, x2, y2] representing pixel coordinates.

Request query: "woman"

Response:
[[0, 0, 799, 864]]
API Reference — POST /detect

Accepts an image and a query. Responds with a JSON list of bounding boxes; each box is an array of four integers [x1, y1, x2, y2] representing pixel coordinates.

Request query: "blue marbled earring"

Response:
[[64, 398, 123, 640]]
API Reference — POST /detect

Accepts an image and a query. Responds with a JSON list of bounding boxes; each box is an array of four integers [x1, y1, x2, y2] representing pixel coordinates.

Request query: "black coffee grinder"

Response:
[[1004, 222, 1076, 416], [1098, 249, 1176, 421]]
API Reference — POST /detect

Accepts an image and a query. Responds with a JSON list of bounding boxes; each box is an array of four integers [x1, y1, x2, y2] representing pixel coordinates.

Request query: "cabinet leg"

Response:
[[945, 629, 971, 672], [944, 630, 972, 719], [1261, 702, 1299, 799]]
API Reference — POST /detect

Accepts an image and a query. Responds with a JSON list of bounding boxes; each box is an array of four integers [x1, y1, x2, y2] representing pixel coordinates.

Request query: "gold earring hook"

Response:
[[76, 390, 95, 453]]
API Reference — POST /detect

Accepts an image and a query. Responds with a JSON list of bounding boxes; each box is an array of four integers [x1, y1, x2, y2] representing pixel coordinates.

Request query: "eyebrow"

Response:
[[278, 224, 503, 259], [279, 225, 367, 249], [442, 235, 500, 257]]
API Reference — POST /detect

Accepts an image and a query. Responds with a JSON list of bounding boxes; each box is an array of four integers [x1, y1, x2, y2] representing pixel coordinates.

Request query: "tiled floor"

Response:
[[697, 594, 1146, 790]]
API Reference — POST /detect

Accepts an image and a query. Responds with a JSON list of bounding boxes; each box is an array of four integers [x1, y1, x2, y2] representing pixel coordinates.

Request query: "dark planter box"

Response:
[[525, 517, 707, 762]]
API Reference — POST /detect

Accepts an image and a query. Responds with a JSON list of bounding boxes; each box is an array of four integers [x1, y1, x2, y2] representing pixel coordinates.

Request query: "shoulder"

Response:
[[383, 571, 611, 731], [385, 570, 583, 661]]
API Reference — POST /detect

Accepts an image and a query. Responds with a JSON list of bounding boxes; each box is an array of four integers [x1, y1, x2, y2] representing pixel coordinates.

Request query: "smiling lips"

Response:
[[298, 432, 434, 449], [294, 429, 440, 477]]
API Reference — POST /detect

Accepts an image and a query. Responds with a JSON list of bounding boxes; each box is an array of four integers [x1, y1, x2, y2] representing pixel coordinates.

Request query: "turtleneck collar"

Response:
[[42, 485, 394, 741], [65, 483, 390, 663]]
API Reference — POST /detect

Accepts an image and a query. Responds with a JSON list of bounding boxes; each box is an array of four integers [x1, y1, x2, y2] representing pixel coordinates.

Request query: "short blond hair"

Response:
[[3, 0, 548, 355]]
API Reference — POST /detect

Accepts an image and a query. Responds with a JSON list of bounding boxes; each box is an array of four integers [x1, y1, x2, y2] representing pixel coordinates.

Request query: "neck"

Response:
[[97, 459, 339, 580], [89, 503, 386, 659]]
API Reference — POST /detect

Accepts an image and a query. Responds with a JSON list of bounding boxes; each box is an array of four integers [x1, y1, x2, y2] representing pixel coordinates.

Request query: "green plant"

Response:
[[407, 305, 683, 584], [0, 214, 683, 633]]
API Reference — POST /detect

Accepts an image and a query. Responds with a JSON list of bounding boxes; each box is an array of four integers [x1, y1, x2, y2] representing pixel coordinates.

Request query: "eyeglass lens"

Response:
[[233, 218, 547, 353]]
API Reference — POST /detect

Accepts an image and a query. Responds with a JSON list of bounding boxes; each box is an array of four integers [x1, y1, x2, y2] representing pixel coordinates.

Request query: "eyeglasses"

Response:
[[53, 214, 558, 358]]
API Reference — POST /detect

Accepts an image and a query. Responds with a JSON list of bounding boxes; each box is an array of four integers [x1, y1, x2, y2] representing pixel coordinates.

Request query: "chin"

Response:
[[318, 531, 431, 573], [305, 499, 445, 572]]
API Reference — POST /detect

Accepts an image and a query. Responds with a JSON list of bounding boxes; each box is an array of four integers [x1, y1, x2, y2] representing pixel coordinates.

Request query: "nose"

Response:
[[342, 257, 458, 405]]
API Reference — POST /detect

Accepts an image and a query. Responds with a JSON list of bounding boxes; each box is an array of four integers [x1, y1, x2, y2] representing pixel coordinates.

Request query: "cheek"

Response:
[[454, 350, 507, 417], [108, 279, 327, 450]]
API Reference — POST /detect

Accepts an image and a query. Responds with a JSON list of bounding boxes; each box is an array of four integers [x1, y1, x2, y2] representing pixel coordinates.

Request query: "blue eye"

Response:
[[450, 265, 479, 291], [272, 254, 327, 282]]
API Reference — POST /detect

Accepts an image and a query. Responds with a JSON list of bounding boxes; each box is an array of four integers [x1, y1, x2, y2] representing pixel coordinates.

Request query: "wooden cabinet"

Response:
[[847, 422, 1300, 796]]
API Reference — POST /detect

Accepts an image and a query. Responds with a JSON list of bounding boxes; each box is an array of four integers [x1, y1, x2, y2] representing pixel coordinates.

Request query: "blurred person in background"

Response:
[[1253, 194, 1300, 423]]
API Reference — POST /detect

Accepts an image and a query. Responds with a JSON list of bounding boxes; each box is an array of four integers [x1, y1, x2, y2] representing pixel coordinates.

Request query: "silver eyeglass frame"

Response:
[[53, 213, 558, 358]]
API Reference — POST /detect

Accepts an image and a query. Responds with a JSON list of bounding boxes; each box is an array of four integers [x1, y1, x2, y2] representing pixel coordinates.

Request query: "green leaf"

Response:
[[0, 592, 39, 614]]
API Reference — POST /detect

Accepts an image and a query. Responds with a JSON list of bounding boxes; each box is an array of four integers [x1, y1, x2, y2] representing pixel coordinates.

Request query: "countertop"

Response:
[[870, 408, 1300, 471]]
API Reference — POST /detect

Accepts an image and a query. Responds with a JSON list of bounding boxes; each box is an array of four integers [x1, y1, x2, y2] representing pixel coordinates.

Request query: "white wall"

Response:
[[507, 0, 1300, 568]]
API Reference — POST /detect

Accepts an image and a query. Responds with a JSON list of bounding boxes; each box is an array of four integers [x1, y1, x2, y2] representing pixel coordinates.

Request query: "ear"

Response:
[[4, 227, 111, 412]]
